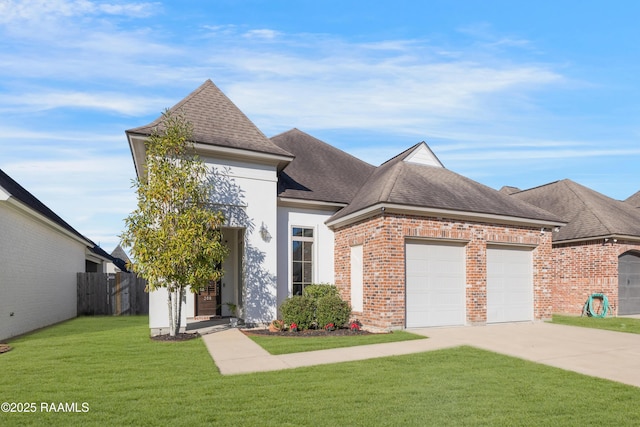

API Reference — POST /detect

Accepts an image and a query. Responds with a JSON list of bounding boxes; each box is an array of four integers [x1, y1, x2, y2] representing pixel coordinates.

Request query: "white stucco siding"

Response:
[[0, 203, 85, 341], [224, 163, 279, 325], [276, 206, 337, 307], [148, 157, 281, 331]]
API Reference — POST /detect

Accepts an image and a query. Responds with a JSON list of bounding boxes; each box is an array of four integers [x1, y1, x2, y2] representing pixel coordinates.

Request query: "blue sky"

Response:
[[1, 0, 639, 252]]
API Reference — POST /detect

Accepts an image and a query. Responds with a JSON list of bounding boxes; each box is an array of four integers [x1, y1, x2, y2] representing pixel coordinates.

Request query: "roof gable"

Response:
[[272, 128, 375, 204], [328, 143, 563, 226], [512, 179, 640, 242], [127, 79, 292, 158], [403, 142, 444, 168]]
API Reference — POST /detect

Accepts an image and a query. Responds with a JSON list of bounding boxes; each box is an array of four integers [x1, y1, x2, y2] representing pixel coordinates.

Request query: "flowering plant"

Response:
[[349, 320, 361, 332], [289, 322, 298, 332], [324, 323, 335, 331]]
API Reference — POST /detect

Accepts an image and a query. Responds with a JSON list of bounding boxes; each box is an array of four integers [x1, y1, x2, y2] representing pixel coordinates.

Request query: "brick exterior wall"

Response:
[[553, 239, 640, 315], [334, 212, 554, 330]]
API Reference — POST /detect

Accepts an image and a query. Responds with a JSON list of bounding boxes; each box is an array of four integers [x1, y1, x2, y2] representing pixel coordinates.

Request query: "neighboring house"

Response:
[[510, 179, 640, 316], [106, 244, 131, 273], [0, 169, 111, 341], [127, 80, 565, 334]]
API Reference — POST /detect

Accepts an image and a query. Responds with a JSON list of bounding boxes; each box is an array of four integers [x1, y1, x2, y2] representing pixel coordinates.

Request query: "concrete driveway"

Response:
[[412, 322, 640, 388], [201, 321, 640, 387]]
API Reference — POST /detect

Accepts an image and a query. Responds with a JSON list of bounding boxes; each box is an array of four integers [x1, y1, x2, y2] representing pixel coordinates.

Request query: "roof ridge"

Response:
[[565, 179, 625, 234], [516, 179, 564, 195], [378, 161, 404, 202], [378, 142, 423, 167]]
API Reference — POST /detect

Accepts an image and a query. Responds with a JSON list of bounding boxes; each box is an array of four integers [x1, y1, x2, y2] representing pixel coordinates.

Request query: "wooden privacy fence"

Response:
[[77, 272, 149, 315]]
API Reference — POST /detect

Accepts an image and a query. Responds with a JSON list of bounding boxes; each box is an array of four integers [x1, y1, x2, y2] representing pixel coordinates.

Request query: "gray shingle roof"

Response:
[[126, 79, 293, 158], [0, 168, 89, 243], [625, 190, 640, 208], [0, 169, 115, 262], [499, 186, 522, 195], [328, 143, 563, 225], [511, 179, 640, 242], [271, 129, 375, 204]]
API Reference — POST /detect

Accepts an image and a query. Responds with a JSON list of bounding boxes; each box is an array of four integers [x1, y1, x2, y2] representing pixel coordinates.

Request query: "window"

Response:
[[292, 227, 314, 295]]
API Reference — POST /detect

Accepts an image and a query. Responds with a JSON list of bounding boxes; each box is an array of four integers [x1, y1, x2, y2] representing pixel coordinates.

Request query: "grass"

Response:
[[552, 314, 640, 334], [3, 316, 640, 426], [247, 330, 425, 354]]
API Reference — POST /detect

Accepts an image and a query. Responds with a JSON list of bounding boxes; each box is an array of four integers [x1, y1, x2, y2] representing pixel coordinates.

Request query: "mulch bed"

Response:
[[0, 344, 12, 354], [242, 328, 376, 337], [151, 333, 200, 342]]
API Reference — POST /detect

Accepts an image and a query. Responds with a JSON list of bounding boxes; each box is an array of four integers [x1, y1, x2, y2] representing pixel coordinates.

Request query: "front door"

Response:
[[195, 280, 221, 317]]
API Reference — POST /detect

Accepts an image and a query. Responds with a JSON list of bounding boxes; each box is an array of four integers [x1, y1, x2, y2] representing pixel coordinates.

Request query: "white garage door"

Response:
[[487, 246, 533, 323], [405, 240, 466, 327]]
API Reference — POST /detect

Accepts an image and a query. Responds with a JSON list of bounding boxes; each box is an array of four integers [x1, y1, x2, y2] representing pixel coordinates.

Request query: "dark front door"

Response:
[[619, 252, 640, 315], [195, 281, 221, 317]]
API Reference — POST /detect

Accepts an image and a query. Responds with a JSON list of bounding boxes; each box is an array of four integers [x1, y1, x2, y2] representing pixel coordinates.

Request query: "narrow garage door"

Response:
[[487, 246, 533, 323], [405, 240, 466, 328], [619, 252, 640, 315]]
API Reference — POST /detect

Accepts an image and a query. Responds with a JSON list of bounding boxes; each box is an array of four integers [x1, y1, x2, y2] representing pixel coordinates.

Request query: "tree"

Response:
[[121, 110, 229, 337]]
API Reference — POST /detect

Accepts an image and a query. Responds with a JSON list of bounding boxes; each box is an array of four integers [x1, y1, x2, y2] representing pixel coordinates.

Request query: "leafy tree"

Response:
[[121, 110, 229, 337]]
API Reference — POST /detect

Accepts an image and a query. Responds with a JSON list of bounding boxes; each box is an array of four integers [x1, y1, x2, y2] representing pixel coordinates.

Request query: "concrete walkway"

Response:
[[199, 322, 640, 387]]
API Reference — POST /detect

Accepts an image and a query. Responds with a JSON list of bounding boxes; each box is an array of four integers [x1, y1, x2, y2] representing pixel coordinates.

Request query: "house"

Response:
[[126, 80, 565, 334], [0, 169, 111, 341], [510, 179, 640, 315], [106, 244, 131, 273]]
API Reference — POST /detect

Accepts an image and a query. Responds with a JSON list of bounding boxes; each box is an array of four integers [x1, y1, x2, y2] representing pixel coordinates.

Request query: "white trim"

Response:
[[326, 202, 567, 229], [278, 197, 346, 210], [486, 241, 539, 248], [193, 142, 292, 170], [291, 225, 315, 294], [0, 185, 10, 201], [127, 134, 294, 179]]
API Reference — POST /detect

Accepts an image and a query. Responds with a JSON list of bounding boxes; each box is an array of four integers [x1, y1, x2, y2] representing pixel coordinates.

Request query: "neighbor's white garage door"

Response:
[[405, 240, 466, 328], [487, 245, 533, 323]]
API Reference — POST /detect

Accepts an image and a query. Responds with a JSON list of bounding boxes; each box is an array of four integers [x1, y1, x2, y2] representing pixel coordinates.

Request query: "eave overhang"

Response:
[[553, 234, 640, 246], [326, 202, 567, 230], [278, 197, 346, 211], [127, 132, 294, 179]]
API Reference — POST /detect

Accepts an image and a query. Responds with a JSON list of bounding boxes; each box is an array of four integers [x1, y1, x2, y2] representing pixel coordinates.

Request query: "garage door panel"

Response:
[[487, 246, 533, 323], [406, 241, 466, 328]]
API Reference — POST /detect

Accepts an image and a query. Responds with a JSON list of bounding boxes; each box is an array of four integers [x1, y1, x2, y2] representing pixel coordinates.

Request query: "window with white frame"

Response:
[[292, 227, 314, 295]]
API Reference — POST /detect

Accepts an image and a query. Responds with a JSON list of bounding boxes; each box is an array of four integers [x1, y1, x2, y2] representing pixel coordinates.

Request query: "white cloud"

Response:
[[0, 0, 158, 23], [243, 29, 280, 39], [0, 91, 171, 115]]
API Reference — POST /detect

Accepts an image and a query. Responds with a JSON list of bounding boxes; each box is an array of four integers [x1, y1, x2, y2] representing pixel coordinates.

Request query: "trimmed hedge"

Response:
[[316, 294, 351, 329], [303, 284, 340, 300], [279, 295, 316, 330], [279, 284, 352, 330]]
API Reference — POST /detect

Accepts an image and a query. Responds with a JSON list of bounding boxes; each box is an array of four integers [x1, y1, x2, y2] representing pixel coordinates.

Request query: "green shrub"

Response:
[[280, 295, 316, 330], [316, 294, 351, 329], [303, 283, 340, 300]]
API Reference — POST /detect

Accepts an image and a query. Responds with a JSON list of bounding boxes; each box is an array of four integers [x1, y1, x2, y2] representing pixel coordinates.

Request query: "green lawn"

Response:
[[552, 314, 640, 334], [2, 316, 640, 426], [248, 330, 425, 354]]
